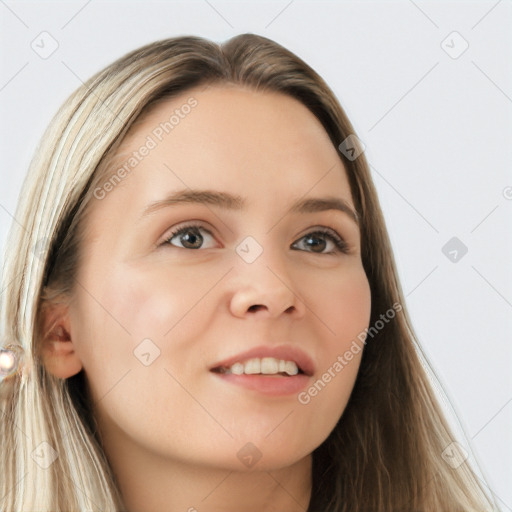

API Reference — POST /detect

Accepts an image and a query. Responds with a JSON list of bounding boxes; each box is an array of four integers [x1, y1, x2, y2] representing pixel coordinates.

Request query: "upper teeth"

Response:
[[223, 357, 299, 376]]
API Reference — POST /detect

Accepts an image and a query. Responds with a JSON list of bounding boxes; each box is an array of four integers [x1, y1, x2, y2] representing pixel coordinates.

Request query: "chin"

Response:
[[210, 449, 312, 473]]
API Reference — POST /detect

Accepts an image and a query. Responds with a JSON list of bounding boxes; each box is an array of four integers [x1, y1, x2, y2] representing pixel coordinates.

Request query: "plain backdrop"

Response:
[[1, 0, 511, 508]]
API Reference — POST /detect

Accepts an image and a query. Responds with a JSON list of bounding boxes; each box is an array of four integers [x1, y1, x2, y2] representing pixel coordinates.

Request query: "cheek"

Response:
[[296, 265, 371, 428], [68, 265, 170, 394], [70, 260, 220, 395], [69, 263, 203, 434], [305, 262, 372, 345], [333, 273, 371, 346], [79, 261, 212, 342]]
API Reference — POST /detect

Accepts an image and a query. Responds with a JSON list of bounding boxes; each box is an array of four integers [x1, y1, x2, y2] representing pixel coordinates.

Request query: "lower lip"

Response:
[[211, 372, 311, 396]]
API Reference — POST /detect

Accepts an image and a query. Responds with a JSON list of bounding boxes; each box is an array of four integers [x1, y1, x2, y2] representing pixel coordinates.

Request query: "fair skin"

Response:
[[41, 84, 371, 512]]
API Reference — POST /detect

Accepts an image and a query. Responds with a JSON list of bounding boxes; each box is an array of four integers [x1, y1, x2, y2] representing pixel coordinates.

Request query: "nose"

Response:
[[229, 255, 306, 319]]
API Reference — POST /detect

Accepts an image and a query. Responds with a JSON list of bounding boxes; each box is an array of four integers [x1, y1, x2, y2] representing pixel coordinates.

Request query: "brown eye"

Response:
[[292, 229, 349, 254]]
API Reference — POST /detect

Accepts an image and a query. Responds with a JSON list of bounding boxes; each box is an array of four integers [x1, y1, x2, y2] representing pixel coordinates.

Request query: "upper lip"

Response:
[[209, 345, 315, 376]]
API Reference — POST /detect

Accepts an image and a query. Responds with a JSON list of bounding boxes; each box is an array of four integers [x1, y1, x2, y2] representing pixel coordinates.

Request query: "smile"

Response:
[[212, 357, 302, 376], [209, 345, 314, 396]]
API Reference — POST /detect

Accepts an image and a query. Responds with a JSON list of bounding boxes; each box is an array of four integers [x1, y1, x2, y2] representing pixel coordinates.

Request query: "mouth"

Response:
[[209, 346, 314, 396], [211, 357, 306, 377]]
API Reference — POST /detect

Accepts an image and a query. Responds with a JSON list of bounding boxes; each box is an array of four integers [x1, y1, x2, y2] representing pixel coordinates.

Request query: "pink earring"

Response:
[[0, 346, 24, 380]]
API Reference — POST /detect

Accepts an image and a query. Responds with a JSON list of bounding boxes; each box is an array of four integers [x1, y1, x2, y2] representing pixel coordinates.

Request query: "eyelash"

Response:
[[163, 223, 350, 254]]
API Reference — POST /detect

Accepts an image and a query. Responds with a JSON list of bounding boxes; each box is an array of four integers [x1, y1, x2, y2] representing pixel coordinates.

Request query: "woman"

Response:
[[0, 33, 497, 511]]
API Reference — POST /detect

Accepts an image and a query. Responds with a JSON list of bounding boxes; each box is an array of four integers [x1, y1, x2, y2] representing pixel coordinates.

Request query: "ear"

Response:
[[39, 300, 83, 379]]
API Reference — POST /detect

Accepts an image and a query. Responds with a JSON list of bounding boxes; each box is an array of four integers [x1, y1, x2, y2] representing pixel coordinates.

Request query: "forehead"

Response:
[[117, 83, 336, 164], [91, 84, 355, 221]]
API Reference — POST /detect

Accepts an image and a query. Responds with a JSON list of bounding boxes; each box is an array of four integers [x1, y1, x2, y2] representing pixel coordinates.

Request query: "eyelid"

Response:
[[159, 221, 218, 247]]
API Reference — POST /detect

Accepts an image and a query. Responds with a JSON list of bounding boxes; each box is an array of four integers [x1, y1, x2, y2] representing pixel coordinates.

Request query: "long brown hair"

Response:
[[0, 33, 496, 511]]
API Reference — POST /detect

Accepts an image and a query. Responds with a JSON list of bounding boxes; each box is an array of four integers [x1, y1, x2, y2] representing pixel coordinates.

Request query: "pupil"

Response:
[[183, 231, 202, 248], [307, 236, 325, 252]]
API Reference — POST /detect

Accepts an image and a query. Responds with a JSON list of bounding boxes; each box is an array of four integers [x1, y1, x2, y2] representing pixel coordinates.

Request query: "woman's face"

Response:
[[68, 84, 371, 471]]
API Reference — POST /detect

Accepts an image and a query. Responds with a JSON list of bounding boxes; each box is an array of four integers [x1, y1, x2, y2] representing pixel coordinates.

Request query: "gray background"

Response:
[[1, 0, 511, 508]]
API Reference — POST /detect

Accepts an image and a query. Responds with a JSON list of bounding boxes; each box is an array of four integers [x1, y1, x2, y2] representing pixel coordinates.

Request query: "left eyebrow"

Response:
[[142, 189, 359, 226]]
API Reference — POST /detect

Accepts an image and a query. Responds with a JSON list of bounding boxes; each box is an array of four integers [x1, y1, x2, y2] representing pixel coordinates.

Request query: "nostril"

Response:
[[248, 304, 266, 312]]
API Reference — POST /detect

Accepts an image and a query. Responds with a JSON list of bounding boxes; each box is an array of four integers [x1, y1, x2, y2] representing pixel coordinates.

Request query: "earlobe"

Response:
[[39, 302, 83, 379]]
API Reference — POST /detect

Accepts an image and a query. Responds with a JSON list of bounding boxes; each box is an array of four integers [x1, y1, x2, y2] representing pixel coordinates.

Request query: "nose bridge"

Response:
[[235, 233, 289, 284], [229, 233, 303, 317]]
